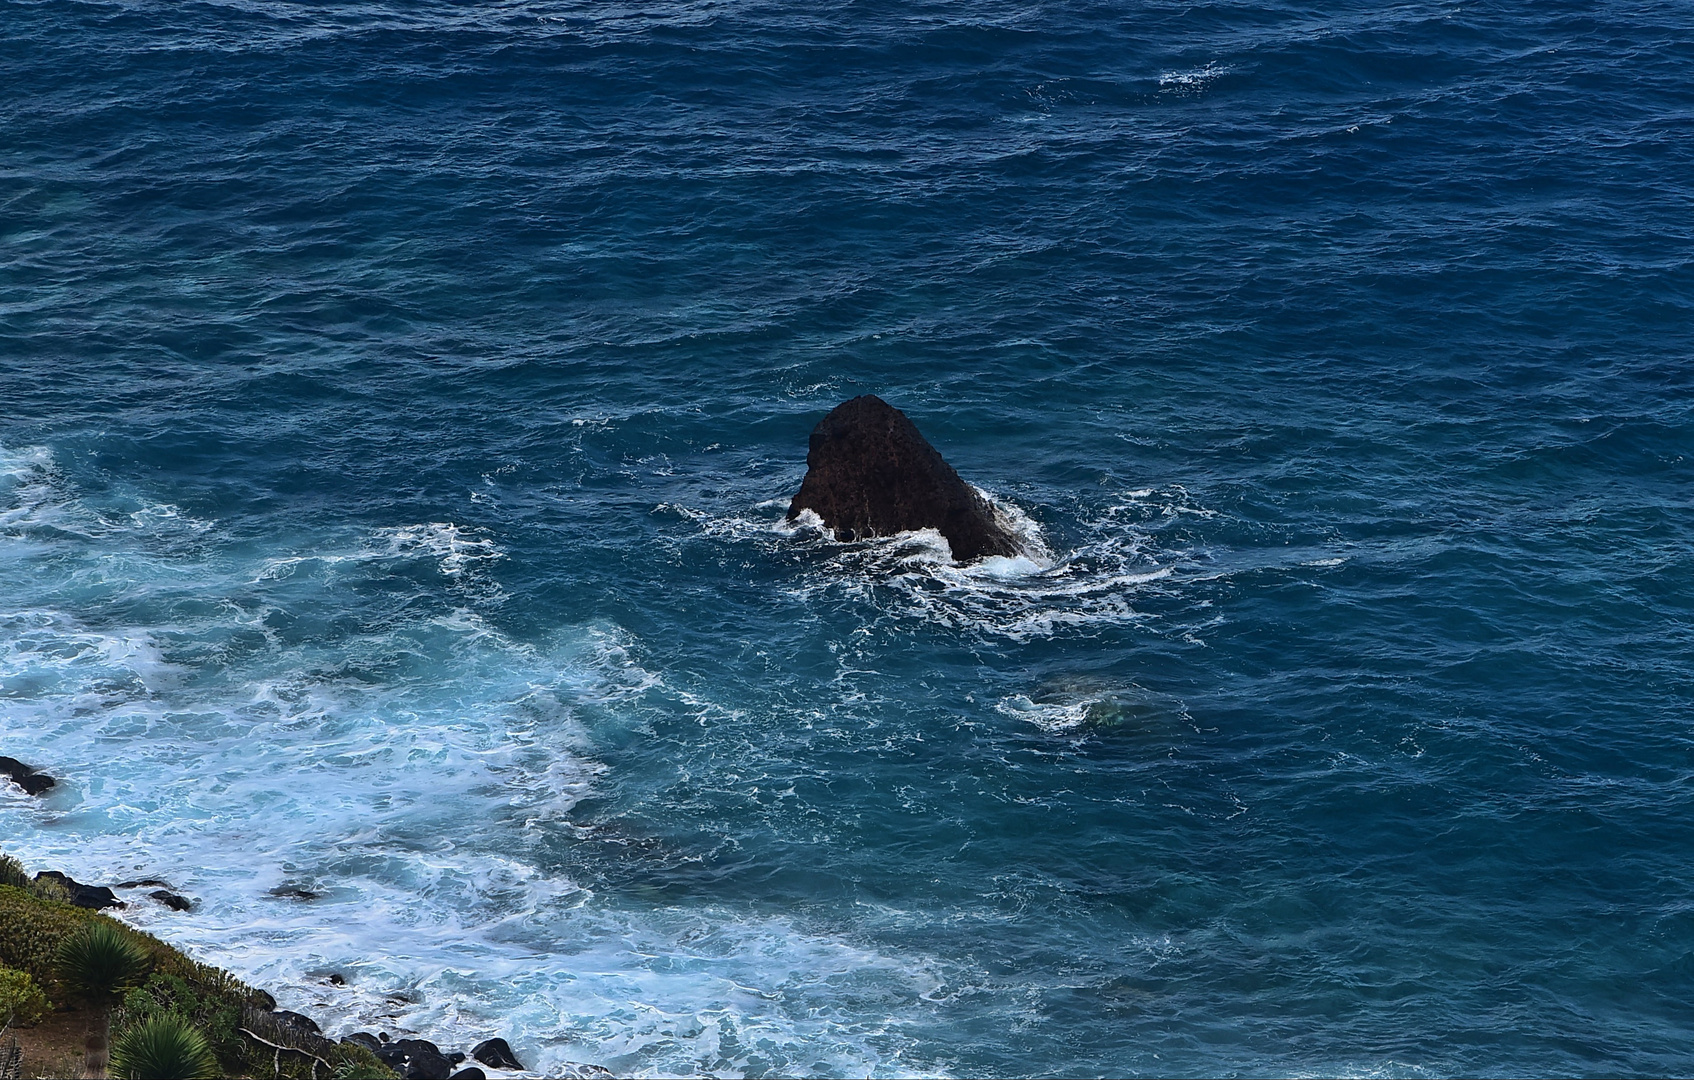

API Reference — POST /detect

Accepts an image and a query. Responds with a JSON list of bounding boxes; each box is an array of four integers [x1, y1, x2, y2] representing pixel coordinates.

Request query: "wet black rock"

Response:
[[447, 1051, 465, 1065], [787, 396, 1022, 563], [149, 889, 193, 911], [471, 1038, 523, 1070], [113, 878, 170, 888], [0, 757, 55, 796], [328, 973, 346, 986], [35, 871, 122, 910], [268, 885, 323, 901], [448, 1069, 486, 1080], [342, 1032, 382, 1054], [272, 1010, 321, 1035], [378, 1038, 454, 1080]]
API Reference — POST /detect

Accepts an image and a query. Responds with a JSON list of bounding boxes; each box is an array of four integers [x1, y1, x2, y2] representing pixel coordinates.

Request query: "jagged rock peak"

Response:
[[787, 395, 1022, 563]]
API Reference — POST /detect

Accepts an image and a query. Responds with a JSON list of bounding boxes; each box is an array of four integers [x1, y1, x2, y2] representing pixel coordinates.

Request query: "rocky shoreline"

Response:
[[4, 761, 613, 1080]]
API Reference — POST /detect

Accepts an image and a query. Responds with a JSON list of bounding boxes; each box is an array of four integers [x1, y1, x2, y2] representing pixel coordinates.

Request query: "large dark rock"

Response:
[[0, 756, 55, 796], [471, 1037, 523, 1070], [34, 871, 122, 910], [787, 396, 1022, 562], [342, 1032, 383, 1054], [149, 889, 193, 912], [272, 1010, 321, 1036], [378, 1038, 453, 1080]]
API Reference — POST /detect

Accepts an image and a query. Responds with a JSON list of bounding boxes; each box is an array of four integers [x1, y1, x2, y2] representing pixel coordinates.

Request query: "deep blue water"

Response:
[[3, 1, 1694, 1075]]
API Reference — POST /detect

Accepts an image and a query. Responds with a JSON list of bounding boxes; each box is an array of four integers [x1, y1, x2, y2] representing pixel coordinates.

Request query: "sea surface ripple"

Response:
[[3, 0, 1693, 1075]]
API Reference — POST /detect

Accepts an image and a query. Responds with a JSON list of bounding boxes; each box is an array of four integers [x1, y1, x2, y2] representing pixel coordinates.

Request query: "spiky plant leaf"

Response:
[[56, 920, 150, 1002], [109, 1014, 218, 1080]]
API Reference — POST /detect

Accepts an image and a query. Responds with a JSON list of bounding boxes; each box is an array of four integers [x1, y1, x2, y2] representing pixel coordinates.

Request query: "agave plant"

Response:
[[57, 921, 150, 1002], [57, 920, 152, 1078], [109, 1014, 218, 1080]]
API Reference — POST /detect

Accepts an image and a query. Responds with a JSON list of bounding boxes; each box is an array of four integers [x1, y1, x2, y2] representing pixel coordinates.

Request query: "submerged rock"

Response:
[[149, 889, 193, 911], [0, 756, 55, 796], [471, 1038, 523, 1070], [34, 871, 122, 910], [268, 884, 323, 901], [787, 395, 1022, 562]]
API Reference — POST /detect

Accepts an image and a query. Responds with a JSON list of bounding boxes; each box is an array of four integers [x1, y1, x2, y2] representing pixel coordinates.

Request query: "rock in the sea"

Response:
[[471, 1038, 524, 1070], [449, 1069, 486, 1080], [149, 889, 193, 911], [787, 395, 1022, 562], [0, 756, 55, 796], [34, 871, 122, 910], [268, 884, 323, 901]]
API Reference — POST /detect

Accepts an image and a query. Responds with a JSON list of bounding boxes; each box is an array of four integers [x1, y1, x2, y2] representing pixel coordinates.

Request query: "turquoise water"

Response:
[[3, 1, 1694, 1075]]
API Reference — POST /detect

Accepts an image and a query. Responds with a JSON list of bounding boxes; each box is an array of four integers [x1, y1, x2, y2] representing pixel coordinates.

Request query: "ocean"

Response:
[[3, 0, 1693, 1075]]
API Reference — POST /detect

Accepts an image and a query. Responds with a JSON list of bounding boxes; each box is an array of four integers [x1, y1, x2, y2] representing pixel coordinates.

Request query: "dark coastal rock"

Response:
[[378, 1038, 454, 1080], [449, 1069, 486, 1080], [405, 1055, 454, 1080], [149, 889, 193, 911], [0, 756, 55, 796], [471, 1038, 523, 1070], [342, 1032, 383, 1054], [272, 1010, 321, 1035], [787, 395, 1022, 562], [114, 878, 171, 888], [35, 871, 123, 910], [268, 885, 323, 901]]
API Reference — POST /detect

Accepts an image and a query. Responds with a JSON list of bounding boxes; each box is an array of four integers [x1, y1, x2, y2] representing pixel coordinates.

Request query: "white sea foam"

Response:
[[661, 486, 1178, 642], [0, 495, 931, 1078], [1158, 62, 1231, 92]]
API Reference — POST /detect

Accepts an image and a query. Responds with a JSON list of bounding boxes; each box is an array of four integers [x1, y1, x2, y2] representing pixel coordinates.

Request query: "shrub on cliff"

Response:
[[116, 973, 246, 1071], [0, 855, 28, 891], [56, 920, 151, 1003], [0, 884, 92, 998], [109, 1013, 218, 1080], [0, 966, 50, 1026]]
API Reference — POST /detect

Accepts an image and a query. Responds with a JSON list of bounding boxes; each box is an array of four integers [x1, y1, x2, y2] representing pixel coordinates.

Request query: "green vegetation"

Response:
[[0, 966, 50, 1026], [0, 855, 27, 891], [115, 972, 251, 1072], [0, 851, 395, 1079], [57, 920, 152, 1004], [108, 1013, 219, 1080], [0, 884, 94, 999]]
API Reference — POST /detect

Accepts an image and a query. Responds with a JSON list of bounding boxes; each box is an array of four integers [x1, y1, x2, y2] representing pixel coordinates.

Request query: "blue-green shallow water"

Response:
[[3, 0, 1693, 1075]]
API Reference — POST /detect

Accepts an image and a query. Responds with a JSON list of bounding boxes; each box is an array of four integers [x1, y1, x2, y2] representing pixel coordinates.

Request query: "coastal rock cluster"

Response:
[[332, 1033, 569, 1080], [788, 395, 1024, 562], [0, 756, 55, 796], [9, 847, 606, 1079]]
